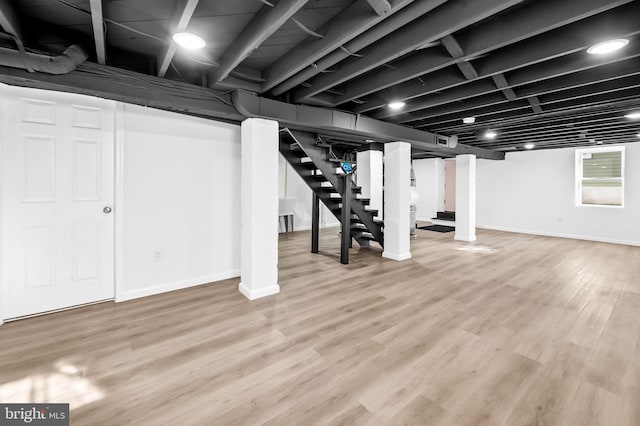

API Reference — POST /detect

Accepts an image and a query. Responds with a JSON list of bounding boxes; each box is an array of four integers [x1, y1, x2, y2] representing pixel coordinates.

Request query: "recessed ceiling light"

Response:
[[484, 130, 497, 139], [365, 139, 374, 143], [388, 101, 406, 110], [463, 117, 476, 124], [524, 143, 535, 149], [587, 38, 629, 55], [624, 111, 640, 119], [173, 32, 206, 49]]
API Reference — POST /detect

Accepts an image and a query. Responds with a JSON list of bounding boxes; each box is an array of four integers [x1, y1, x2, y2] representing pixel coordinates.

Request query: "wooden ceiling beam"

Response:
[[158, 0, 200, 78], [89, 0, 106, 65], [0, 0, 24, 42], [209, 0, 310, 84]]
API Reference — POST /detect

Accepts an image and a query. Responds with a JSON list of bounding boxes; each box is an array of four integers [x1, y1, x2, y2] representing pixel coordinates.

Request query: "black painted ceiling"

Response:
[[3, 0, 640, 155]]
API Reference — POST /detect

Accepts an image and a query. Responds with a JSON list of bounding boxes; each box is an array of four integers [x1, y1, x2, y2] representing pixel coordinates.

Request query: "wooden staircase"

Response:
[[279, 128, 383, 264]]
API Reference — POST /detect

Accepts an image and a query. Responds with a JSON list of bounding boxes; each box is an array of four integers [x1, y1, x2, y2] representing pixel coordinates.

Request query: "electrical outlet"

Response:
[[154, 251, 162, 260]]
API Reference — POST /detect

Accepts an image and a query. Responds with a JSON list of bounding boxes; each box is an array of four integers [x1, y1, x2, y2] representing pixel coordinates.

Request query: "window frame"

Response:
[[575, 145, 625, 209]]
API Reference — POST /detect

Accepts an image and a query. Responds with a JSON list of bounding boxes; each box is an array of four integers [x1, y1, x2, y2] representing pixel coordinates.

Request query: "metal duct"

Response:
[[232, 90, 504, 160], [0, 45, 88, 75]]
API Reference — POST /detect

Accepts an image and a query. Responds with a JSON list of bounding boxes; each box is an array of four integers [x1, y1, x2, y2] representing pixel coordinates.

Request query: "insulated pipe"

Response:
[[0, 45, 88, 75]]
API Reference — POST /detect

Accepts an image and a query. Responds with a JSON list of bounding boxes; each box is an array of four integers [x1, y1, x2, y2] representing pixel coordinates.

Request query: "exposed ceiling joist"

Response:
[[418, 86, 640, 129], [401, 58, 640, 123], [470, 123, 640, 145], [458, 121, 638, 144], [0, 0, 23, 41], [459, 108, 640, 136], [268, 0, 445, 96], [209, 0, 309, 83], [293, 0, 523, 101], [434, 102, 640, 134], [388, 52, 640, 122], [157, 0, 200, 78], [365, 0, 392, 17], [88, 0, 106, 65], [492, 73, 517, 100], [527, 96, 543, 113], [352, 0, 637, 113], [441, 35, 479, 80]]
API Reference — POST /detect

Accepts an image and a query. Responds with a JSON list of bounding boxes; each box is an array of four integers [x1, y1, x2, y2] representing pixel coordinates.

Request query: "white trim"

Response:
[[114, 102, 126, 302], [430, 218, 456, 227], [477, 224, 640, 247], [119, 270, 240, 302], [238, 282, 280, 300], [0, 85, 5, 324], [382, 252, 412, 261]]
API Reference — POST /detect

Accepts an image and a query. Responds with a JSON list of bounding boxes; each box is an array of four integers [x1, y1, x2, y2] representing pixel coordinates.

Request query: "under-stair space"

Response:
[[279, 128, 383, 264], [431, 211, 456, 227]]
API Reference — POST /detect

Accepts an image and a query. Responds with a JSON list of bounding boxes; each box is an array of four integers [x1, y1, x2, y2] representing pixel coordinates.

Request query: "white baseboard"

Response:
[[238, 282, 280, 300], [117, 270, 240, 302], [382, 251, 412, 261], [477, 224, 640, 247]]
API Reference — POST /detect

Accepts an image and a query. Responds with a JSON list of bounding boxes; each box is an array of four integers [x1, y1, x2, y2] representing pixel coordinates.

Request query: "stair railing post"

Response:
[[340, 175, 351, 264], [311, 192, 320, 253]]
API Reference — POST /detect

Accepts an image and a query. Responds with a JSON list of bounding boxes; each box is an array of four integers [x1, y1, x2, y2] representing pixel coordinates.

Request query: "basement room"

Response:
[[0, 0, 639, 424]]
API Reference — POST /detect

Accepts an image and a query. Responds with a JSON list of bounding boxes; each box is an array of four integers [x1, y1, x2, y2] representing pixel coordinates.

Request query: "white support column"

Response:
[[382, 142, 411, 261], [239, 118, 280, 300], [356, 148, 383, 220], [454, 154, 477, 242]]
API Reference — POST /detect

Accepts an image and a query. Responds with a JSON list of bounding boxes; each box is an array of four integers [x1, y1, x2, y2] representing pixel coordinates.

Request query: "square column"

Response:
[[454, 154, 477, 242], [382, 142, 411, 261], [239, 118, 280, 300], [356, 148, 383, 220]]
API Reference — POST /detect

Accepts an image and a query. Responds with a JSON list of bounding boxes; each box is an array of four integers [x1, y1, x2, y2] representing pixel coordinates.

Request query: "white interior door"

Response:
[[2, 86, 115, 319]]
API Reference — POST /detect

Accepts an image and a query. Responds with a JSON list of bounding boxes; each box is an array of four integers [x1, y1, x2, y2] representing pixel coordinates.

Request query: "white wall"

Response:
[[477, 142, 640, 246], [278, 154, 339, 231], [413, 158, 444, 221], [119, 104, 242, 300]]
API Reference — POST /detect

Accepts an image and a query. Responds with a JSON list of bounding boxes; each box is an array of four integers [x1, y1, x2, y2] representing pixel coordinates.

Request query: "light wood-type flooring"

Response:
[[1, 227, 639, 425]]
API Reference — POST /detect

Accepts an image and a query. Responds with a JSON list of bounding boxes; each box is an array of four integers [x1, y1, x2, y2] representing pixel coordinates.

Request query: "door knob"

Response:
[[103, 206, 112, 214]]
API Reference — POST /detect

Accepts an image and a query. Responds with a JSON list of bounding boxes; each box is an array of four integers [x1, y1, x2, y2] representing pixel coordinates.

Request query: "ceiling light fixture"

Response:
[[388, 101, 406, 110], [624, 111, 640, 119], [587, 38, 629, 55], [637, 133, 640, 138], [173, 32, 206, 49], [524, 143, 535, 150], [463, 117, 476, 124], [484, 130, 498, 139]]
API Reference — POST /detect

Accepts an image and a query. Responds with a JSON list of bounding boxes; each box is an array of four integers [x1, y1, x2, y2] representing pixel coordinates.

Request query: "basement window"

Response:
[[575, 146, 625, 208]]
